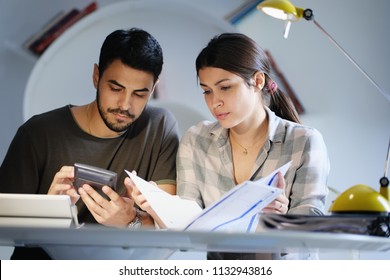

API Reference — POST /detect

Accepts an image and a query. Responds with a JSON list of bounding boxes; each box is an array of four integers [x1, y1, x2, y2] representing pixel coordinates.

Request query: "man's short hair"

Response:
[[98, 28, 163, 82]]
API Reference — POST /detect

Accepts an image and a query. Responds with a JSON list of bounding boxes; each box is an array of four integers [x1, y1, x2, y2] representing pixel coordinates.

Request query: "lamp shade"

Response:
[[256, 0, 390, 103], [257, 0, 303, 21], [329, 184, 390, 214]]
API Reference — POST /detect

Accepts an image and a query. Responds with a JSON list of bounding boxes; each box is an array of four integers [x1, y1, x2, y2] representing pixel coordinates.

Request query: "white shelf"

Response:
[[3, 40, 37, 64], [23, 0, 236, 122]]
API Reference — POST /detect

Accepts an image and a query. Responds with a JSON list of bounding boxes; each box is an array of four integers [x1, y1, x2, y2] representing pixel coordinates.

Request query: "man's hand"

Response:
[[78, 184, 137, 228], [48, 166, 79, 204]]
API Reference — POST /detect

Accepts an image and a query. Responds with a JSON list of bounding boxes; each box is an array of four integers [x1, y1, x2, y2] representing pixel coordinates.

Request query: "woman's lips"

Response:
[[215, 112, 229, 120]]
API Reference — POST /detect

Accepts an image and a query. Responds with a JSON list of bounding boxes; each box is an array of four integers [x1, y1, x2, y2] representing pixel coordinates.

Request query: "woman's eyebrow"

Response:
[[200, 79, 230, 87]]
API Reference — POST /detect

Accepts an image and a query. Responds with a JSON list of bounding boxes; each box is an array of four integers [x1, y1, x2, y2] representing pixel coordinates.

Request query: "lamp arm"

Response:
[[311, 18, 390, 103]]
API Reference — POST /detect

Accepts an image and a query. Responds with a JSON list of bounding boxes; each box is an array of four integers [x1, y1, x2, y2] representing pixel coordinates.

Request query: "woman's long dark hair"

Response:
[[196, 33, 301, 123]]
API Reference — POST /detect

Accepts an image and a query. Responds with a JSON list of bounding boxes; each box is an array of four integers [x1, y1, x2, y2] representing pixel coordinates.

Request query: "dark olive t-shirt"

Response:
[[0, 104, 179, 224]]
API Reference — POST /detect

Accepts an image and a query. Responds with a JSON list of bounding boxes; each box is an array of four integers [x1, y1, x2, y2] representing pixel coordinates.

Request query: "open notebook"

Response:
[[0, 193, 79, 227]]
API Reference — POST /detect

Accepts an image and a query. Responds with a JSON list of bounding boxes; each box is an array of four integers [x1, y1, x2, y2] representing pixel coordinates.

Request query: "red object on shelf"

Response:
[[31, 2, 98, 56]]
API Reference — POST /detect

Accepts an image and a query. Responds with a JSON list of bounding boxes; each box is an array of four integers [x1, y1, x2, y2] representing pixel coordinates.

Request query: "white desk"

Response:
[[0, 225, 389, 259]]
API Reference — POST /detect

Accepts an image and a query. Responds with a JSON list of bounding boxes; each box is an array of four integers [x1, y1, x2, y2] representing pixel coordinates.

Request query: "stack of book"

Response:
[[23, 1, 98, 56]]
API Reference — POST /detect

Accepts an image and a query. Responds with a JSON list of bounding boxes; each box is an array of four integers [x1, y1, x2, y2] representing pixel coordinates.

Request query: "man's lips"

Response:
[[113, 112, 131, 121]]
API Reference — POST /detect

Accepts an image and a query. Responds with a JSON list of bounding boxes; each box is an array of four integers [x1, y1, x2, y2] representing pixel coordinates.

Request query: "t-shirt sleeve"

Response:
[[0, 125, 41, 194], [150, 109, 180, 185]]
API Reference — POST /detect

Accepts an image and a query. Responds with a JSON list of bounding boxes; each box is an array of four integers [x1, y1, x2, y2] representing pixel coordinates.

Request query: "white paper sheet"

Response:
[[125, 170, 202, 228], [125, 161, 291, 232]]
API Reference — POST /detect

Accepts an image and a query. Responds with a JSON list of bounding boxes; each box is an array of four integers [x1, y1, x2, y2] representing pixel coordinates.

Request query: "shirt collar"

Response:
[[265, 106, 285, 143], [207, 106, 286, 144]]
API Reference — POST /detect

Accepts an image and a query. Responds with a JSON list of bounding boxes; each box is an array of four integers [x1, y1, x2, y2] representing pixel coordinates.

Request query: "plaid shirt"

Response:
[[177, 107, 330, 216]]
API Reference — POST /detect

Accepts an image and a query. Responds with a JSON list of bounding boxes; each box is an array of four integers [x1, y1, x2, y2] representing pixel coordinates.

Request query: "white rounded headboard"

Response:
[[24, 0, 236, 121]]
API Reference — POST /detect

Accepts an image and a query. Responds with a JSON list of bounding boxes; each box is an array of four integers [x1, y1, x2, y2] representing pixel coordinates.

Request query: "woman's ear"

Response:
[[92, 64, 99, 89], [253, 71, 265, 90]]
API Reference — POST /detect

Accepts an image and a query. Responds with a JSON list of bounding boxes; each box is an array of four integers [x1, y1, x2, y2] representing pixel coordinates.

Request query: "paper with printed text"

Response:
[[125, 161, 291, 232]]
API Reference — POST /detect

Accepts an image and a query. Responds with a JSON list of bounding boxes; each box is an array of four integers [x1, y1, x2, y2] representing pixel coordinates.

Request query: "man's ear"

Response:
[[253, 71, 265, 90], [92, 64, 99, 89]]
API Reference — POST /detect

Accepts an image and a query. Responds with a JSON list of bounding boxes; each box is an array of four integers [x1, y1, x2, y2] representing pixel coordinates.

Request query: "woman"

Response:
[[176, 33, 330, 259]]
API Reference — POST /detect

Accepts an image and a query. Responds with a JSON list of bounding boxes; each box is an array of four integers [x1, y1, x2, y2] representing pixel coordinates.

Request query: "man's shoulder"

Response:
[[142, 104, 177, 124], [23, 105, 71, 130], [144, 104, 172, 116], [26, 106, 70, 122]]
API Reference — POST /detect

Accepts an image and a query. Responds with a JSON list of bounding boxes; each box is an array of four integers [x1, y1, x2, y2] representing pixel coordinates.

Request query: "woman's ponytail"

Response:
[[264, 76, 301, 124]]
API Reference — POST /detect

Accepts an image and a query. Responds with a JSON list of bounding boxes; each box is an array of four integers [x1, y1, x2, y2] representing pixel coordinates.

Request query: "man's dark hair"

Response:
[[98, 28, 163, 82]]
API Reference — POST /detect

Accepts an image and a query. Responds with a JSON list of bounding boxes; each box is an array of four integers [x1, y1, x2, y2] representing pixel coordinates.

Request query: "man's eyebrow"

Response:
[[108, 80, 150, 93], [200, 79, 230, 87], [108, 80, 125, 88], [134, 87, 150, 93]]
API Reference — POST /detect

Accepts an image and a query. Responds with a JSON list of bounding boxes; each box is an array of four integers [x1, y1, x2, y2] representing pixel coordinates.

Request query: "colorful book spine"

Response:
[[27, 2, 98, 56], [23, 10, 66, 51]]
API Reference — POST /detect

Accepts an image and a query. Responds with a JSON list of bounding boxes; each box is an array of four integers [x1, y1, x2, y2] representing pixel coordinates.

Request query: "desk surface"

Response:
[[1, 225, 389, 259]]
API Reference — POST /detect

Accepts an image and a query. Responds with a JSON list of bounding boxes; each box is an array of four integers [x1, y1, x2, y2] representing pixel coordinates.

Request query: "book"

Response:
[[23, 10, 67, 51], [125, 161, 291, 233], [26, 8, 80, 55], [27, 2, 98, 56]]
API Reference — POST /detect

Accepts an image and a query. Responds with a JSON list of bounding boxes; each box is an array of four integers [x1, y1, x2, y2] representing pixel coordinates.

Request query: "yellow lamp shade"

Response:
[[257, 0, 304, 21], [329, 184, 390, 214]]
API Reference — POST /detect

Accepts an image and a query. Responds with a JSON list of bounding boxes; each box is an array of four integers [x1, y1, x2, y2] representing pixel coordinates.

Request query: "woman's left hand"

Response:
[[124, 173, 166, 228], [262, 172, 289, 214]]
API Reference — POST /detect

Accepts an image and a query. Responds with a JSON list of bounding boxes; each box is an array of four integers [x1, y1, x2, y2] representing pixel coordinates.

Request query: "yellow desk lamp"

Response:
[[329, 139, 390, 214], [257, 0, 390, 214], [256, 0, 390, 103]]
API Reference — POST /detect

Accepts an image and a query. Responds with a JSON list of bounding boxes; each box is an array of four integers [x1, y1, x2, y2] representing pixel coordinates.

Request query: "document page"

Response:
[[125, 161, 291, 232], [183, 181, 281, 232], [125, 170, 202, 228]]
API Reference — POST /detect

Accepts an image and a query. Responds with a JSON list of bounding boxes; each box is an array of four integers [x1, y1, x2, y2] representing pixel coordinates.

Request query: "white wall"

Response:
[[22, 0, 240, 124], [236, 0, 390, 196], [0, 0, 245, 163], [237, 1, 390, 259], [0, 0, 389, 260], [0, 0, 243, 261]]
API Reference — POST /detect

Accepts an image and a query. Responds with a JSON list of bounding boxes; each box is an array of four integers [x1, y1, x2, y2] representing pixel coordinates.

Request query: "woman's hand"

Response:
[[262, 172, 289, 214], [124, 172, 166, 228]]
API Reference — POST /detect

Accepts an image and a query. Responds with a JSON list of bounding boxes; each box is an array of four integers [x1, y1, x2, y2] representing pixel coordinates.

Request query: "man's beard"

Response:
[[96, 90, 136, 133]]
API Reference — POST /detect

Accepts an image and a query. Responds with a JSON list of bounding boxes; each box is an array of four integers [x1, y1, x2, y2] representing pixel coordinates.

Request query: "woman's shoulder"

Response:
[[178, 121, 225, 158], [179, 120, 220, 146], [267, 108, 325, 146], [186, 120, 219, 136]]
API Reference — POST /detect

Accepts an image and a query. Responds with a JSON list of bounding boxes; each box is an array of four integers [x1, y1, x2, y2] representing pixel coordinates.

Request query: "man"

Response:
[[0, 28, 179, 259]]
